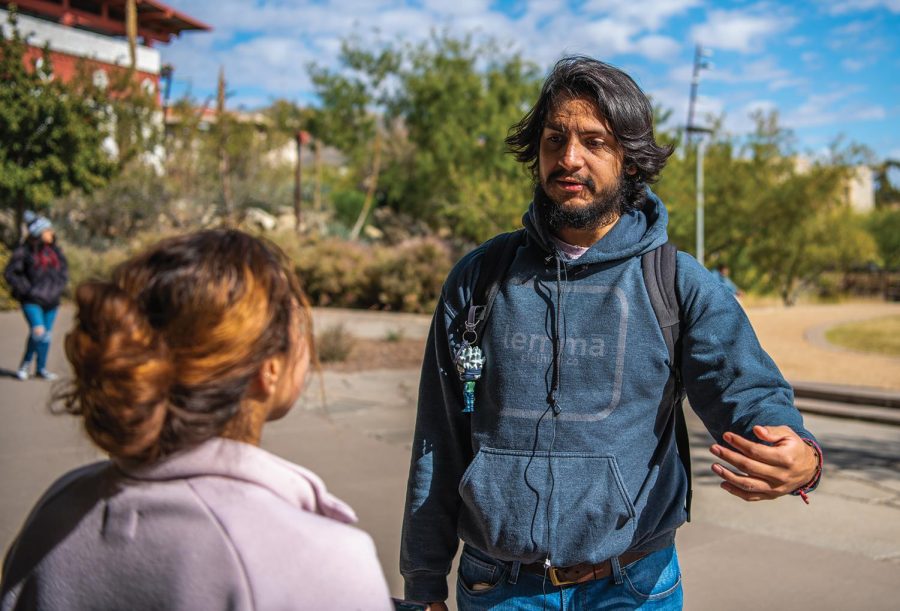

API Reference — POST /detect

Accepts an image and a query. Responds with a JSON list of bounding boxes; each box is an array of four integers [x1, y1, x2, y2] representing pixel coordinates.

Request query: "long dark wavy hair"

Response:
[[506, 55, 673, 210]]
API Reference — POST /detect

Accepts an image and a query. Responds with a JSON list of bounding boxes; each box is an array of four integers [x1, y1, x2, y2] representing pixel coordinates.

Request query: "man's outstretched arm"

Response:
[[675, 252, 822, 502]]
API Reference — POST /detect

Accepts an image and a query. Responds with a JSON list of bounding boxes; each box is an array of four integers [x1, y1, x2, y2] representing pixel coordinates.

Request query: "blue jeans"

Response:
[[456, 545, 683, 610], [20, 303, 58, 372]]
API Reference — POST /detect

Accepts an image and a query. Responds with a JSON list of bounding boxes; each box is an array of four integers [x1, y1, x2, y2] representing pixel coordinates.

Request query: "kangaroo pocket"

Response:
[[457, 447, 637, 565]]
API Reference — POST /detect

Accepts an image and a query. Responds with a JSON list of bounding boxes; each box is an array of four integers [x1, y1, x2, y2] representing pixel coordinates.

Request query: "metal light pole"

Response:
[[686, 44, 712, 266]]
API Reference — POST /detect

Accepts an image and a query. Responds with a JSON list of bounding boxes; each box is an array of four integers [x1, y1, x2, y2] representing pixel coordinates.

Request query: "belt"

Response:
[[521, 550, 650, 587]]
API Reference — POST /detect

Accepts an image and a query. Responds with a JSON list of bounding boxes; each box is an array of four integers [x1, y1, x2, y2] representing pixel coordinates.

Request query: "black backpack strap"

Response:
[[642, 241, 692, 521], [468, 229, 526, 344]]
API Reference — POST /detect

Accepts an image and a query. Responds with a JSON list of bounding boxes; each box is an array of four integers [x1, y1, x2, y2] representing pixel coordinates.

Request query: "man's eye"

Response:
[[546, 134, 563, 144], [587, 139, 605, 148]]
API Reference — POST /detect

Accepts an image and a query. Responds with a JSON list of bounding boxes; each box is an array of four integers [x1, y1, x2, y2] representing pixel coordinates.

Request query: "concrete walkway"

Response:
[[1, 303, 899, 609]]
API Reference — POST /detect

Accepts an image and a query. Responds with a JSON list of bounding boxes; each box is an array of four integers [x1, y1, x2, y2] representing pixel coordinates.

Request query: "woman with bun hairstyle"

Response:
[[1, 229, 392, 610], [3, 211, 68, 381]]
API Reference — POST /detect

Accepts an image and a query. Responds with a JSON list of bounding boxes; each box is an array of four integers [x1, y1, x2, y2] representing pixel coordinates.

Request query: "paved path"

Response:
[[1, 303, 898, 609]]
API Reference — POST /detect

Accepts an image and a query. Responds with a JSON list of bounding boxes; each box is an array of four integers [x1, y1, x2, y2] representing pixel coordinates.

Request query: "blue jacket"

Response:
[[400, 192, 815, 601]]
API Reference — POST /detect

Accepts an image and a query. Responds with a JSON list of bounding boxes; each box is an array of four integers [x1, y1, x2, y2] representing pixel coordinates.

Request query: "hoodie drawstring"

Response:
[[541, 252, 569, 610]]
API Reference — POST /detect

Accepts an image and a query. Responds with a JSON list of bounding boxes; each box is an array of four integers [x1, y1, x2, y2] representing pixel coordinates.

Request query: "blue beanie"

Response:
[[24, 211, 52, 237]]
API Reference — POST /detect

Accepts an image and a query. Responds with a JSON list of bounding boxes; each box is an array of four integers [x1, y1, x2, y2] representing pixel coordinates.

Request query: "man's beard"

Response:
[[536, 171, 634, 234]]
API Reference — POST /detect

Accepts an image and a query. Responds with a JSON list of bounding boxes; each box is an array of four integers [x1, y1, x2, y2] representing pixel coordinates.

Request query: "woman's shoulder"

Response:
[[24, 461, 112, 516], [166, 470, 391, 609]]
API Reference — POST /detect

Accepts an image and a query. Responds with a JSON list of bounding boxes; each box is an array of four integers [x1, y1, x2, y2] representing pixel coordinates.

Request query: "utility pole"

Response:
[[686, 44, 712, 266], [125, 0, 137, 72], [217, 67, 233, 221]]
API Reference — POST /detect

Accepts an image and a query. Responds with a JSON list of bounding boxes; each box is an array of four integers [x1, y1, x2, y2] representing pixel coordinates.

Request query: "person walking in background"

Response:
[[3, 211, 68, 381], [1, 229, 393, 610], [710, 263, 742, 298]]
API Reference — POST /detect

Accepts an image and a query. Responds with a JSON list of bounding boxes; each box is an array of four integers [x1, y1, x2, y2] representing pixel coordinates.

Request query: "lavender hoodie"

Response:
[[2, 438, 392, 610]]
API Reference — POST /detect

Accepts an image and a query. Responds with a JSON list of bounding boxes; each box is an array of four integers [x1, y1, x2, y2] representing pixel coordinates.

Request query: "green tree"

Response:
[[309, 39, 400, 237], [0, 8, 115, 246], [657, 111, 878, 304], [874, 160, 900, 208], [868, 208, 900, 270], [309, 32, 542, 243]]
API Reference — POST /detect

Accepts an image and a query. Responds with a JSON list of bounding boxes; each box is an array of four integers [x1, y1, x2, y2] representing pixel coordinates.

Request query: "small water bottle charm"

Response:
[[454, 305, 486, 414], [463, 381, 477, 413], [455, 344, 485, 413]]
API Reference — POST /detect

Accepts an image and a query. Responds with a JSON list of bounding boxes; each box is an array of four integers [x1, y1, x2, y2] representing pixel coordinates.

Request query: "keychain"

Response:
[[454, 306, 486, 413]]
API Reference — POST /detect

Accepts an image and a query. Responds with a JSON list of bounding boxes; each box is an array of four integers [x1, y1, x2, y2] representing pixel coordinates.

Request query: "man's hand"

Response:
[[709, 425, 818, 501], [425, 603, 449, 611]]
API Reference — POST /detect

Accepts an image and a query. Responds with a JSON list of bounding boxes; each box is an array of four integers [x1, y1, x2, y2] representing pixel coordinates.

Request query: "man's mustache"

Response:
[[547, 170, 597, 192]]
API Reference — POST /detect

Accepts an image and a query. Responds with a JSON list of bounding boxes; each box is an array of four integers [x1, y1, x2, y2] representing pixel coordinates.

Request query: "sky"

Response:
[[159, 0, 900, 162]]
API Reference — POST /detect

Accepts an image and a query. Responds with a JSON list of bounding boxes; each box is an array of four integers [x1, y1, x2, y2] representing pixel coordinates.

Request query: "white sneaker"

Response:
[[16, 367, 29, 381], [37, 369, 58, 381]]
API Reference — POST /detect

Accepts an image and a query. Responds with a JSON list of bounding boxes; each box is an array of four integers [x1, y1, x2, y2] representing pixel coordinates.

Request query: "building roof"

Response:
[[15, 0, 211, 44]]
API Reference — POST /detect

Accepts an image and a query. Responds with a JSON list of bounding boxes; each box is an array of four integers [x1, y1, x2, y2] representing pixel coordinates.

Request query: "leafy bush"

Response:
[[332, 189, 367, 228], [63, 243, 129, 298], [316, 323, 356, 363]]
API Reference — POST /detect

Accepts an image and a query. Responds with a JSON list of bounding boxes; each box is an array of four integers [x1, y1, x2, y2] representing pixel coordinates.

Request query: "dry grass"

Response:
[[825, 315, 900, 357]]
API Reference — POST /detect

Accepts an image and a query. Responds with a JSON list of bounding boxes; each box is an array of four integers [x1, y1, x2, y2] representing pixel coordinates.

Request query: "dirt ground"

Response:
[[321, 338, 426, 373], [745, 302, 900, 390]]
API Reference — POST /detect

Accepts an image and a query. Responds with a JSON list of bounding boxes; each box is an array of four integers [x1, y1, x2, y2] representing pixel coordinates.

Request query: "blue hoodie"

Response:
[[400, 192, 815, 602]]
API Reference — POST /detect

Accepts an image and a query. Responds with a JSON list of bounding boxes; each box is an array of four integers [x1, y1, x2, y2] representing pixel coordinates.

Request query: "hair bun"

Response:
[[62, 282, 174, 461]]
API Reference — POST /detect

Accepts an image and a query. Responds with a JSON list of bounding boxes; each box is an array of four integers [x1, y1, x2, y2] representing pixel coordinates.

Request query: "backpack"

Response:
[[466, 229, 693, 521]]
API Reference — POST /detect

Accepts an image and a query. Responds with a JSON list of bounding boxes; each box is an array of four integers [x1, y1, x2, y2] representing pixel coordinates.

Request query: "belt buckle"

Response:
[[548, 566, 578, 587]]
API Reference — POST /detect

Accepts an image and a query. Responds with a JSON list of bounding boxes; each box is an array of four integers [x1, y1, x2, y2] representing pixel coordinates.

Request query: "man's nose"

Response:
[[559, 139, 585, 171]]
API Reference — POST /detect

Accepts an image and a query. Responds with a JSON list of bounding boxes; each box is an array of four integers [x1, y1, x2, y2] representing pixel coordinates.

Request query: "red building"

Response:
[[2, 1, 210, 103]]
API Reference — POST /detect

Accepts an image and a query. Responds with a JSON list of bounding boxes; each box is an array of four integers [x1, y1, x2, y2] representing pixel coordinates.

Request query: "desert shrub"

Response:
[[384, 327, 405, 342], [0, 244, 16, 310], [316, 323, 356, 363], [369, 237, 452, 312], [272, 232, 454, 313], [292, 237, 373, 308]]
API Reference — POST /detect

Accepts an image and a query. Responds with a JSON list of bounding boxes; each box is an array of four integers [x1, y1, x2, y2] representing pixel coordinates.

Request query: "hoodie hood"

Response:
[[522, 188, 669, 265], [117, 437, 358, 524]]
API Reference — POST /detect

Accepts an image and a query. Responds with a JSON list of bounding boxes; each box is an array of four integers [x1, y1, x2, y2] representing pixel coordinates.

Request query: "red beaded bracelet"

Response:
[[791, 438, 823, 504]]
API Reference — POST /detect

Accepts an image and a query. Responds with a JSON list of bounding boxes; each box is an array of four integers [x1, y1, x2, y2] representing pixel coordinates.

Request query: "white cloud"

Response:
[[667, 56, 803, 91], [582, 0, 702, 31], [633, 35, 682, 61], [842, 58, 866, 72], [691, 9, 794, 53], [159, 0, 701, 109], [421, 0, 492, 16], [718, 99, 778, 136], [782, 91, 886, 128], [823, 0, 900, 15]]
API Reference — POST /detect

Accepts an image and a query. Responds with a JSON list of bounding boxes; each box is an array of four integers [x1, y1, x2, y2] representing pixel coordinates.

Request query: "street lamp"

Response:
[[686, 44, 712, 266]]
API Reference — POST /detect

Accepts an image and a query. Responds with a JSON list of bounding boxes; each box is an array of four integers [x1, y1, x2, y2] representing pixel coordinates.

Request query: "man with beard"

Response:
[[400, 56, 822, 610]]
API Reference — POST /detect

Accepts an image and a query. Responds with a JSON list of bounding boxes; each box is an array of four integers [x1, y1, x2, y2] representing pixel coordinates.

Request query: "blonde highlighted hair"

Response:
[[57, 229, 314, 462]]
